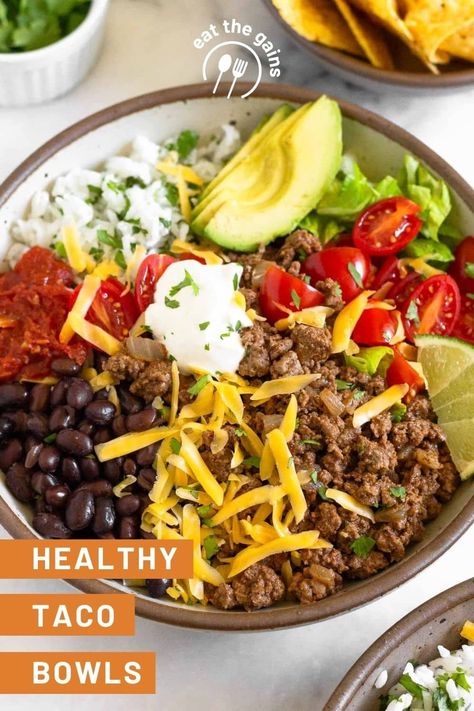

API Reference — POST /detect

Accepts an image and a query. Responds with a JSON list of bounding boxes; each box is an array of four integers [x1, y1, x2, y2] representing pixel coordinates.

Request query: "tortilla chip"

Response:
[[333, 0, 394, 69], [441, 22, 474, 63], [347, 0, 439, 72], [272, 0, 363, 56], [403, 0, 474, 64]]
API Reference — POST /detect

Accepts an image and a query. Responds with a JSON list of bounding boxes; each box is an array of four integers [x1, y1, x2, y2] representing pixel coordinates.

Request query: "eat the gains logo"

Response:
[[193, 18, 282, 98]]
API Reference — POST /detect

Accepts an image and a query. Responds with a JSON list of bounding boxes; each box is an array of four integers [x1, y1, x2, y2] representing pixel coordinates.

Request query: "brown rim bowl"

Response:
[[263, 0, 474, 93], [0, 82, 473, 631], [324, 577, 474, 709]]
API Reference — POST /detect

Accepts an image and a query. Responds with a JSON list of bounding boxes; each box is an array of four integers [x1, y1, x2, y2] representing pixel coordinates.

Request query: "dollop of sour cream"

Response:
[[145, 260, 252, 374]]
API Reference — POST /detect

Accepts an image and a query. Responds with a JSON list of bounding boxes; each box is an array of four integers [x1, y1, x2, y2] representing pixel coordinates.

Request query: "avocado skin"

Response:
[[191, 97, 342, 253]]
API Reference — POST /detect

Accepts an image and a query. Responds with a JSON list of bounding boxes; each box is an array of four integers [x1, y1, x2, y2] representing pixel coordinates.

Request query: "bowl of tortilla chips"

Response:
[[266, 0, 474, 90]]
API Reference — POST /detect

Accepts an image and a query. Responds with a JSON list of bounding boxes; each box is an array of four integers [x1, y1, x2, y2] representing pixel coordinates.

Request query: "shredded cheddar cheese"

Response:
[[60, 274, 101, 344], [68, 313, 121, 356], [170, 239, 223, 265], [169, 360, 180, 426], [179, 431, 224, 507], [62, 224, 93, 273], [325, 488, 375, 522], [460, 620, 474, 643], [250, 374, 320, 402], [332, 290, 374, 354], [274, 305, 333, 331], [177, 166, 192, 224], [95, 426, 179, 462], [157, 161, 204, 186], [352, 384, 409, 428], [267, 429, 307, 524]]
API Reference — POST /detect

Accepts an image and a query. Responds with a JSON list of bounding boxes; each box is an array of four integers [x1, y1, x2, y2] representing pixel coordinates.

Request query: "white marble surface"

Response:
[[0, 1, 473, 710]]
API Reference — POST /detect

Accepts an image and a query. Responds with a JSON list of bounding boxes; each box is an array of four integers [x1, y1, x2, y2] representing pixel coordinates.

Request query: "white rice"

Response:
[[7, 123, 241, 269], [377, 642, 474, 710]]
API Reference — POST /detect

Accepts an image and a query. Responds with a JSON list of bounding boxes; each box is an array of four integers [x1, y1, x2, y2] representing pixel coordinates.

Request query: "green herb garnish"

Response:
[[170, 438, 181, 455], [399, 674, 426, 700], [43, 433, 57, 444], [348, 261, 363, 288], [199, 321, 210, 331], [164, 296, 180, 309], [114, 250, 127, 270], [169, 269, 199, 297], [350, 535, 376, 559], [164, 182, 179, 206], [335, 379, 354, 391], [291, 289, 301, 309], [203, 535, 219, 560], [188, 374, 211, 396], [406, 300, 420, 326], [390, 486, 406, 500], [242, 456, 261, 469]]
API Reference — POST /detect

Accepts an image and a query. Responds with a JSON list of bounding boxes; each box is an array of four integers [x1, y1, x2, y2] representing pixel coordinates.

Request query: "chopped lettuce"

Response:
[[345, 346, 393, 376], [404, 237, 454, 263]]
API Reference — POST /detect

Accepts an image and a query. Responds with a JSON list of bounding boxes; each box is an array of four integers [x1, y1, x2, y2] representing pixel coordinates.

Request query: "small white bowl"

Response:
[[0, 0, 109, 107]]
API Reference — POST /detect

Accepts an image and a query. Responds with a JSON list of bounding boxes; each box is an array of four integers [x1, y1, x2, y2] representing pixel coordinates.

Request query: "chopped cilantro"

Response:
[[233, 273, 239, 291], [168, 354, 177, 362], [302, 275, 311, 284], [301, 438, 321, 446], [353, 389, 365, 401], [114, 250, 127, 270], [335, 379, 354, 391], [165, 182, 179, 206], [141, 325, 153, 335], [169, 269, 199, 297], [390, 486, 406, 500], [234, 427, 246, 438], [164, 296, 180, 309], [204, 343, 210, 351], [220, 330, 231, 339], [53, 241, 66, 259], [188, 374, 211, 396], [296, 249, 307, 262], [97, 229, 122, 249], [406, 299, 420, 325], [348, 261, 363, 288], [467, 293, 474, 300], [89, 246, 104, 262], [465, 262, 474, 279], [170, 438, 181, 455], [316, 483, 329, 501], [125, 176, 146, 189], [203, 535, 219, 560], [234, 320, 242, 332], [159, 217, 172, 230], [333, 281, 343, 300], [391, 402, 407, 423], [399, 674, 426, 700], [43, 433, 57, 444], [242, 456, 261, 468], [106, 180, 123, 194], [87, 184, 102, 204], [176, 130, 199, 161], [291, 289, 301, 309], [199, 321, 210, 331], [350, 535, 376, 559], [310, 471, 318, 484]]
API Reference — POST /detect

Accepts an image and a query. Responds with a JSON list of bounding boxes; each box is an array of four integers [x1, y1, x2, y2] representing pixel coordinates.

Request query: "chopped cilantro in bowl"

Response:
[[0, 0, 92, 53]]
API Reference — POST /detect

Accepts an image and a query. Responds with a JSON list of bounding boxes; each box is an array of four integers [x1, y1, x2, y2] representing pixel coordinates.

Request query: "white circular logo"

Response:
[[202, 41, 263, 98]]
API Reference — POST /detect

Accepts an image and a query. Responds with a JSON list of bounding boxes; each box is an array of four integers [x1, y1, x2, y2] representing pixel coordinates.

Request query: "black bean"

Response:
[[38, 445, 60, 473], [123, 458, 137, 478], [51, 358, 80, 377], [118, 388, 144, 414], [140, 530, 155, 540], [6, 463, 33, 503], [30, 383, 50, 412], [0, 417, 13, 440], [137, 468, 156, 492], [0, 383, 28, 409], [118, 515, 138, 539], [137, 494, 151, 516], [79, 457, 100, 481], [112, 415, 127, 437], [4, 410, 28, 432], [93, 427, 112, 445], [85, 400, 116, 425], [136, 443, 159, 467], [31, 471, 59, 495], [94, 389, 109, 400], [61, 457, 81, 486], [50, 379, 68, 407], [115, 494, 140, 517], [65, 489, 95, 530], [126, 408, 157, 432], [0, 439, 22, 470], [77, 479, 113, 497], [103, 459, 123, 484], [26, 413, 49, 439], [24, 435, 40, 452], [94, 352, 108, 372], [34, 497, 52, 514], [25, 443, 43, 469], [56, 429, 93, 456], [45, 484, 70, 508], [33, 513, 72, 539], [96, 532, 116, 540], [146, 579, 172, 598], [66, 379, 93, 410], [78, 420, 95, 436], [92, 497, 116, 533], [49, 405, 75, 432]]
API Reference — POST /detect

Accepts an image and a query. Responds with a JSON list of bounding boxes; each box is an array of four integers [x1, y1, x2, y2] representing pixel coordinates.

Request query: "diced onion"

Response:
[[125, 336, 165, 361], [251, 260, 275, 288], [320, 388, 344, 417]]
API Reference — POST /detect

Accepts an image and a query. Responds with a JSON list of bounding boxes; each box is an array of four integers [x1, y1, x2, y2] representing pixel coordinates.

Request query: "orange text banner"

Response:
[[0, 539, 192, 578], [0, 594, 135, 636], [0, 652, 155, 694]]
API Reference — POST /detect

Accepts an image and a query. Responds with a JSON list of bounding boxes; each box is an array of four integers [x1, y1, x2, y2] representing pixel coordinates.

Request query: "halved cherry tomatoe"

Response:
[[259, 266, 324, 324], [386, 347, 424, 400], [351, 308, 398, 346], [401, 274, 461, 342], [135, 254, 177, 312], [302, 246, 370, 303], [370, 256, 400, 291], [70, 278, 139, 342], [387, 270, 423, 308], [449, 235, 474, 294], [353, 197, 422, 257], [452, 295, 474, 344]]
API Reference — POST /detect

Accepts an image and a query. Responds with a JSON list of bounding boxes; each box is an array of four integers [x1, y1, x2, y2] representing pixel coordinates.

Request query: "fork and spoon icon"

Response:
[[212, 53, 249, 98]]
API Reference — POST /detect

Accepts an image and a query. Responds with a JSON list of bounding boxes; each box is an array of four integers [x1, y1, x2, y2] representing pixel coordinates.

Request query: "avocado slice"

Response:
[[192, 96, 342, 252], [192, 103, 312, 227], [200, 103, 294, 200]]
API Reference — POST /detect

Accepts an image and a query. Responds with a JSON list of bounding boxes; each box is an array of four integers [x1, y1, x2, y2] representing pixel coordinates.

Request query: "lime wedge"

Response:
[[416, 334, 474, 481], [415, 334, 474, 398], [436, 420, 474, 481]]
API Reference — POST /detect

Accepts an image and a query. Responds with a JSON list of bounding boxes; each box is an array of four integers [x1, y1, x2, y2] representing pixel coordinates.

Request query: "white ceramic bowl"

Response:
[[0, 0, 109, 107], [0, 83, 473, 631]]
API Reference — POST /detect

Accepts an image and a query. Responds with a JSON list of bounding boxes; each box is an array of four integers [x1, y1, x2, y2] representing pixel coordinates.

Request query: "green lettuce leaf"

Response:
[[345, 347, 393, 376], [404, 237, 454, 263]]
